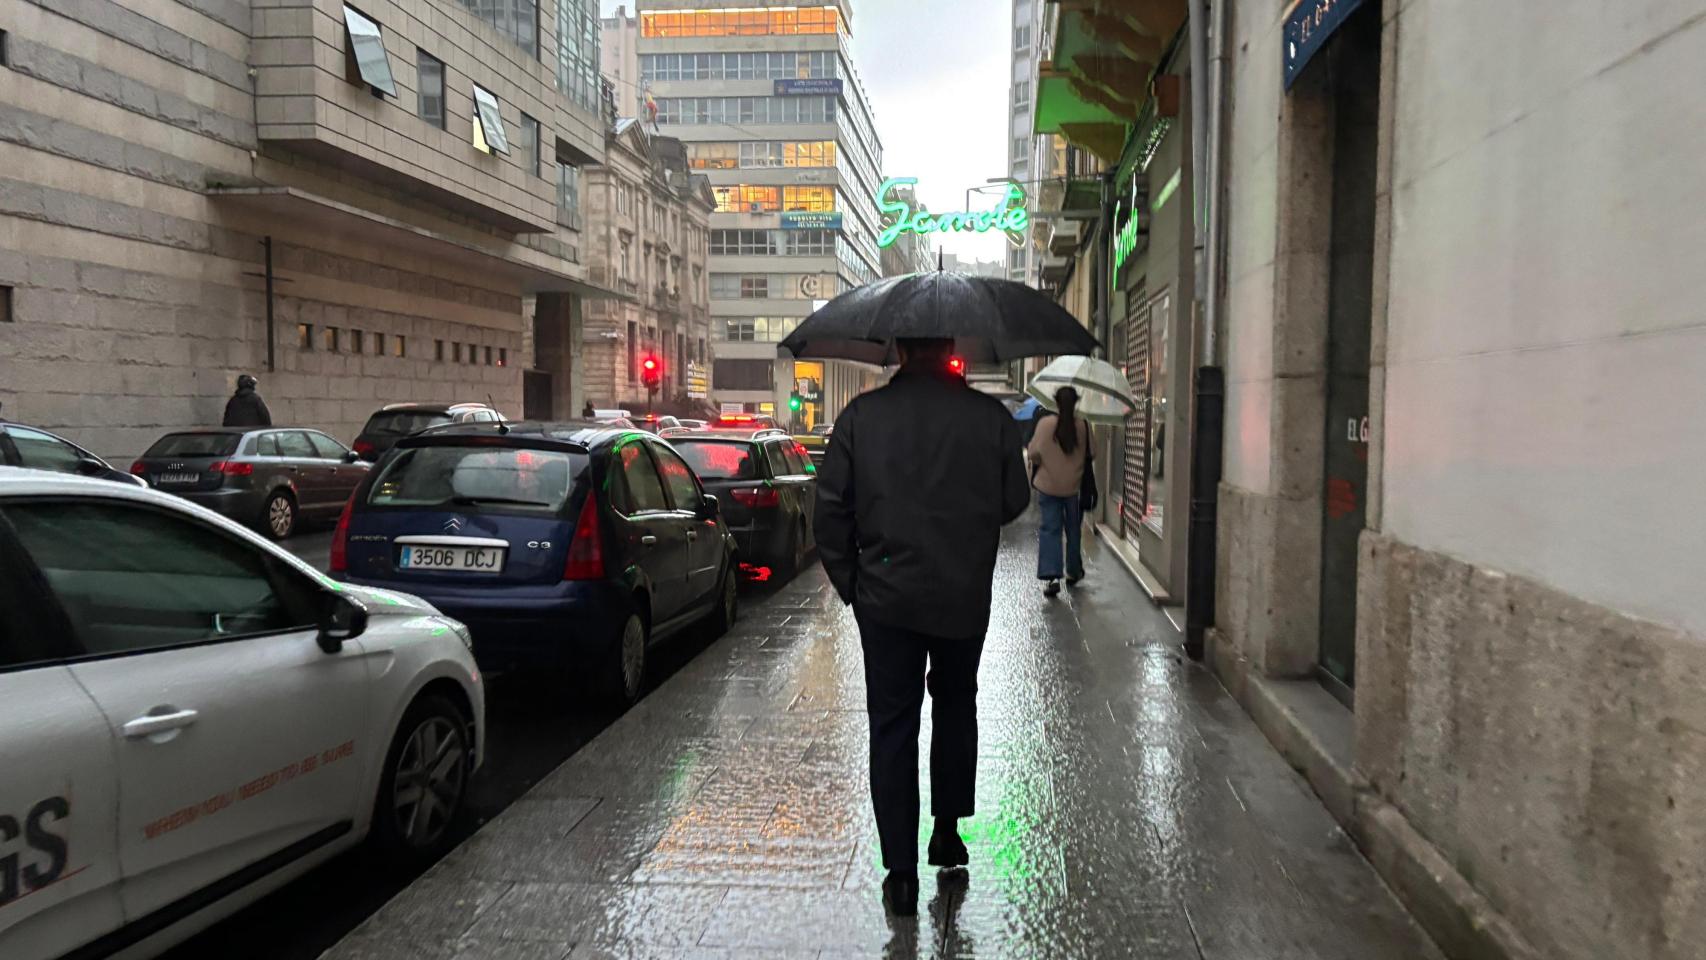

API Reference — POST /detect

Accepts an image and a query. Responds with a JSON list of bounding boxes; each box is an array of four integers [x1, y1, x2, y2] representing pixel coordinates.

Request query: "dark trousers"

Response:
[[856, 610, 985, 873]]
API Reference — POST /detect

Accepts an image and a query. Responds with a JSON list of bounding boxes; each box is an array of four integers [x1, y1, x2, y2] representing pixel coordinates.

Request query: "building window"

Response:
[[467, 342, 478, 364], [642, 6, 839, 38], [452, 342, 462, 362], [520, 113, 540, 177], [782, 186, 834, 212], [626, 320, 636, 379], [350, 329, 365, 354], [297, 322, 312, 348], [710, 229, 778, 256], [456, 0, 537, 56], [557, 161, 580, 229], [372, 331, 386, 356], [395, 335, 406, 357], [742, 277, 768, 298], [417, 50, 445, 128], [1014, 80, 1030, 111], [712, 358, 775, 391], [485, 345, 494, 365], [471, 84, 509, 154], [1013, 136, 1029, 160], [435, 338, 445, 361], [498, 347, 507, 367], [1014, 25, 1030, 50], [643, 51, 836, 81], [713, 184, 779, 214], [342, 6, 397, 97], [654, 95, 835, 126], [323, 326, 340, 352], [785, 229, 834, 256], [554, 0, 600, 111]]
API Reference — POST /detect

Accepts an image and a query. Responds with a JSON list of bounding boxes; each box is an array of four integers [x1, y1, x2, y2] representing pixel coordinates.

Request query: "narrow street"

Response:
[[319, 515, 1441, 959]]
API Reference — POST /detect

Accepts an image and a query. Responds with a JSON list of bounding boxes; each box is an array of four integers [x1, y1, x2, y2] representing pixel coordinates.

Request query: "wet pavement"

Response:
[[322, 515, 1443, 959]]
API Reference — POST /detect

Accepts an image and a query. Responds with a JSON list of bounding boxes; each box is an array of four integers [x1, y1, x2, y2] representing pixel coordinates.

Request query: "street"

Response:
[[311, 515, 1438, 959]]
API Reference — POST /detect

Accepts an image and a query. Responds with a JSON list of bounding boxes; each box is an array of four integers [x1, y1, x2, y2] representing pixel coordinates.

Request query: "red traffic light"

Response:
[[640, 354, 663, 390], [947, 356, 966, 376], [641, 356, 659, 372]]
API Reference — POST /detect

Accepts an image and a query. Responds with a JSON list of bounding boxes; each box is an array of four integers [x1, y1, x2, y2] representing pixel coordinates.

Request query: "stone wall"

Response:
[[1357, 531, 1706, 960]]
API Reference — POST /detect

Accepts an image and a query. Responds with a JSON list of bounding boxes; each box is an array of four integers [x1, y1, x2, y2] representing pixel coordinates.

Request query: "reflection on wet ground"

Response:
[[323, 515, 1443, 959]]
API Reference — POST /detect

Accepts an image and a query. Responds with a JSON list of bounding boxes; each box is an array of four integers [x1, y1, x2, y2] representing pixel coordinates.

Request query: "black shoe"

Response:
[[882, 872, 918, 917], [927, 829, 969, 869], [1043, 580, 1061, 598], [1066, 573, 1083, 586]]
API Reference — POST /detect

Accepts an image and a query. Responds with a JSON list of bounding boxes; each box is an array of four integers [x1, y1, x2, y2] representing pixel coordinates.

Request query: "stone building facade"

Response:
[[580, 120, 714, 413], [0, 0, 610, 459]]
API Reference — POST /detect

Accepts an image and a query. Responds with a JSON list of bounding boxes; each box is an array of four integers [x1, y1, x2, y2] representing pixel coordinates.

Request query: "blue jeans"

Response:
[[1037, 493, 1083, 581]]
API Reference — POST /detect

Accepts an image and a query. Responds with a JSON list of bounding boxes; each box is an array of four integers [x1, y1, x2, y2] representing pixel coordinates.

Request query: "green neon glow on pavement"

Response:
[[876, 178, 1028, 249]]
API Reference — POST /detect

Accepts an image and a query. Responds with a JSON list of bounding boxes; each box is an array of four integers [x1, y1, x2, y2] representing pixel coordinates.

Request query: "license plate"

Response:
[[398, 545, 505, 573], [157, 473, 200, 485]]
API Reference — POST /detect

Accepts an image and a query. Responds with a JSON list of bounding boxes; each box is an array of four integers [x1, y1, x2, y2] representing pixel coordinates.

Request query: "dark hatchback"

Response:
[[131, 427, 368, 539], [331, 421, 738, 705], [669, 432, 816, 578], [352, 402, 504, 462], [0, 421, 144, 487]]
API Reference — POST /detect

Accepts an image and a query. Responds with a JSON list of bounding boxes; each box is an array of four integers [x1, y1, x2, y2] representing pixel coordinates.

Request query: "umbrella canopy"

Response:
[[1026, 355, 1138, 425], [779, 271, 1099, 364]]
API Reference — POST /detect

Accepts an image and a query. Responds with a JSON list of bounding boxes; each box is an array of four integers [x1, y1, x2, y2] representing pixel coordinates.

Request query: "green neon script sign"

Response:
[[876, 177, 1029, 249], [1112, 201, 1142, 275]]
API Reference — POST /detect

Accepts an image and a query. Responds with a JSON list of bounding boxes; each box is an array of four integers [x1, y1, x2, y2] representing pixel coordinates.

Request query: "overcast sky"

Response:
[[599, 0, 1012, 265]]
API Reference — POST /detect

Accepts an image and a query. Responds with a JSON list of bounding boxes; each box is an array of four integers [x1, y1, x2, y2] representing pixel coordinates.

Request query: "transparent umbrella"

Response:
[[1025, 356, 1138, 424]]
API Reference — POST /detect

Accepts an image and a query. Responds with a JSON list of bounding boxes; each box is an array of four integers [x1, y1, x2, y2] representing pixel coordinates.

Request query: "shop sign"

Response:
[[876, 177, 1028, 249], [1110, 172, 1147, 285], [775, 78, 844, 96], [687, 361, 709, 400], [780, 211, 842, 230], [1283, 0, 1369, 89]]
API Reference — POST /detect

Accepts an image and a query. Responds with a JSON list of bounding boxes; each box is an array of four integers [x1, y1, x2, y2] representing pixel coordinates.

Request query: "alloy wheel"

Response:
[[390, 716, 467, 849], [268, 496, 294, 538]]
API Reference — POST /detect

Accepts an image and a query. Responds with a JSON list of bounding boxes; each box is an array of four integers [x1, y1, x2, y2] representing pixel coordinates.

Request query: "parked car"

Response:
[[131, 427, 370, 540], [669, 431, 817, 577], [352, 402, 505, 462], [634, 414, 682, 434], [678, 419, 709, 431], [0, 467, 483, 960], [713, 412, 781, 431], [330, 421, 738, 706], [792, 424, 832, 468], [0, 420, 144, 487]]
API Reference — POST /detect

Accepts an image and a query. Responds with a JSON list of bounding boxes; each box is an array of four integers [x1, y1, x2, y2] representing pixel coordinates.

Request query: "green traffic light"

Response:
[[788, 394, 803, 411]]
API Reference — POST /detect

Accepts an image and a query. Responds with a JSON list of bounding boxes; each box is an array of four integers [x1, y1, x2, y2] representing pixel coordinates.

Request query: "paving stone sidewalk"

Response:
[[324, 517, 1443, 960]]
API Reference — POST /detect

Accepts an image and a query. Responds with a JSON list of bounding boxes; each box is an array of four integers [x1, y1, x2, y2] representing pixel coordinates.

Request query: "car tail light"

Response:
[[329, 493, 354, 574], [353, 440, 375, 458], [210, 460, 253, 476], [129, 461, 146, 475], [731, 485, 780, 509], [563, 492, 605, 581]]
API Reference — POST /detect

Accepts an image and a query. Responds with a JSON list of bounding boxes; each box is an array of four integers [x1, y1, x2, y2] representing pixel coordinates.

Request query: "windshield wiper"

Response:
[[449, 495, 552, 507]]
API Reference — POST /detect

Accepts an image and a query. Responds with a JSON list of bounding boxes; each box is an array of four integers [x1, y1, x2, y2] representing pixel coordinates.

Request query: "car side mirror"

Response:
[[76, 456, 106, 477], [343, 450, 362, 463], [317, 592, 369, 653], [697, 494, 720, 520]]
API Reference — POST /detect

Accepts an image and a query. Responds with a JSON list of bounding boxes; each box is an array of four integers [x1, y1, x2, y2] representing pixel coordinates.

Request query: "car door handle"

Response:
[[686, 530, 698, 541], [640, 535, 659, 546], [123, 709, 200, 739]]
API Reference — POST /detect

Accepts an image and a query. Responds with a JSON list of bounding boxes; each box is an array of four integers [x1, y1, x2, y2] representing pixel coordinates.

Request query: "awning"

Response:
[[208, 187, 631, 300], [1036, 0, 1188, 164]]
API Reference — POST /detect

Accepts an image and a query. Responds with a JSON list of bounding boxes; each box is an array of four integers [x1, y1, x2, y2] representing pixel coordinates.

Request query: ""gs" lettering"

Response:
[[0, 796, 70, 907]]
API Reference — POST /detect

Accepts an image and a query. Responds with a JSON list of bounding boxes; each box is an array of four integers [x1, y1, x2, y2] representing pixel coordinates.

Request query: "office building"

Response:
[[0, 0, 612, 457], [636, 0, 886, 428]]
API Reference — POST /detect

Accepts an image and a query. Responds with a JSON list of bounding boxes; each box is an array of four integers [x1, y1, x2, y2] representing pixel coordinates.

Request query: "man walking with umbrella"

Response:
[[814, 337, 1031, 916]]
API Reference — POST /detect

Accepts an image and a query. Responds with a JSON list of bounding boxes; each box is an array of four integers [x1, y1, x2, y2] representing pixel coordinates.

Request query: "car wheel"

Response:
[[712, 560, 738, 637], [262, 491, 297, 540], [371, 695, 470, 865], [600, 611, 648, 709]]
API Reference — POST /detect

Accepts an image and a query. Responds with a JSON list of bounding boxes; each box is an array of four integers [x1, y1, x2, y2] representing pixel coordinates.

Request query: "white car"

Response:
[[0, 467, 484, 960]]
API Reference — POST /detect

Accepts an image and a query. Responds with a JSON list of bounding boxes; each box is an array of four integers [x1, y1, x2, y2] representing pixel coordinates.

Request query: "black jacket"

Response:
[[222, 387, 272, 427], [814, 366, 1030, 639]]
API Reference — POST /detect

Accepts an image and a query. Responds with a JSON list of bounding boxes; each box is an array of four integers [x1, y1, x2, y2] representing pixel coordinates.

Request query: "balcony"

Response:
[[1035, 0, 1188, 163]]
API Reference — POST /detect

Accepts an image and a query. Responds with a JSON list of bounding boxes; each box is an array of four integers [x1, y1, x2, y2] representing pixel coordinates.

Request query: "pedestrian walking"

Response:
[[1028, 386, 1090, 597], [582, 400, 596, 418], [815, 338, 1031, 917], [222, 373, 272, 427]]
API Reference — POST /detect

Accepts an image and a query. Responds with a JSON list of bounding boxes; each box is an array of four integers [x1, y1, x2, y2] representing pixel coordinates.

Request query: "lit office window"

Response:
[[471, 84, 509, 154], [342, 6, 397, 96], [641, 6, 839, 38]]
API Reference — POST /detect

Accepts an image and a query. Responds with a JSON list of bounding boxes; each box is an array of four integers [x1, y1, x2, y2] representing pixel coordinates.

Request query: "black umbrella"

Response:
[[779, 270, 1100, 365]]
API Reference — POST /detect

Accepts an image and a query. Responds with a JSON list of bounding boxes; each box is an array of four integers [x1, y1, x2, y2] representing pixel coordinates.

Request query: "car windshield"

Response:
[[673, 441, 758, 481], [367, 445, 587, 513], [363, 411, 455, 437], [143, 433, 240, 458]]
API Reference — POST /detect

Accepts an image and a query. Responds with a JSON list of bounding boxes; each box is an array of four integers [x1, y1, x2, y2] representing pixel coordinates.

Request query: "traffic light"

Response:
[[788, 392, 803, 412], [640, 354, 661, 391], [947, 356, 966, 377]]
